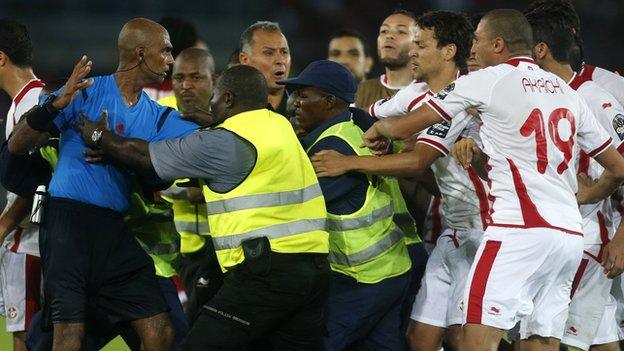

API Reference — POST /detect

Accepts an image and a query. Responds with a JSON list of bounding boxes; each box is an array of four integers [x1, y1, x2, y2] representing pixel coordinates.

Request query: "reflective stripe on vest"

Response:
[[326, 203, 394, 231], [212, 218, 326, 251], [174, 220, 210, 234], [329, 226, 404, 266], [143, 241, 180, 255], [206, 184, 323, 215]]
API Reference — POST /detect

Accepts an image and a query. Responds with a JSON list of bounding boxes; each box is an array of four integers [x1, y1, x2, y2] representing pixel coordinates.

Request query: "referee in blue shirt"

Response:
[[7, 18, 198, 351]]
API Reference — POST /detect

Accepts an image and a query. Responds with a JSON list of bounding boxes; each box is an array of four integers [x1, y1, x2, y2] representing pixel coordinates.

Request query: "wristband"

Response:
[[25, 96, 59, 132]]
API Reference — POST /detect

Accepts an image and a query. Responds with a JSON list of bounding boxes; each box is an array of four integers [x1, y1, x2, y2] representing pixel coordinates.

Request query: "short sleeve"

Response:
[[580, 84, 624, 152], [149, 128, 256, 184], [425, 70, 495, 122], [148, 109, 199, 142], [576, 98, 613, 157], [416, 111, 472, 156]]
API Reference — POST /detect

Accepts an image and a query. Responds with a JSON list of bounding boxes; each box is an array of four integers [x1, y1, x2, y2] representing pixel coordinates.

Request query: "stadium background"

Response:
[[0, 0, 622, 349]]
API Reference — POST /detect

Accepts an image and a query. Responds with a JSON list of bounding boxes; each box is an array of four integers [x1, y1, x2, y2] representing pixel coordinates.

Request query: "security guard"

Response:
[[77, 65, 330, 351], [278, 60, 412, 351]]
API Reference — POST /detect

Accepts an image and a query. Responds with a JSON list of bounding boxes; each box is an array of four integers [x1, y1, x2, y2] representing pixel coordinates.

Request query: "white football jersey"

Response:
[[2, 79, 45, 256], [370, 73, 490, 231], [570, 74, 624, 244], [581, 64, 624, 109], [369, 80, 429, 119], [426, 57, 611, 235]]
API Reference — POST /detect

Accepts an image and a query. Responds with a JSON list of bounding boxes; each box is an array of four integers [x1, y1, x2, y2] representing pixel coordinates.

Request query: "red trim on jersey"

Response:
[[369, 101, 377, 118], [586, 138, 613, 157], [570, 258, 589, 299], [407, 91, 432, 112], [617, 141, 624, 154], [508, 158, 551, 228], [416, 137, 450, 155], [467, 167, 491, 230], [441, 230, 460, 248], [466, 240, 502, 324], [579, 64, 596, 82], [24, 254, 42, 329], [569, 72, 591, 91], [9, 227, 23, 253], [12, 79, 45, 126], [426, 100, 452, 122], [382, 74, 388, 85], [578, 151, 590, 175], [505, 57, 536, 67], [430, 196, 443, 244]]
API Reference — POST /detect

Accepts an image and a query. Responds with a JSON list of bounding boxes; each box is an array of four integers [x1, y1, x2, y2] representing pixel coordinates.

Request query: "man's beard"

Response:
[[379, 50, 411, 70]]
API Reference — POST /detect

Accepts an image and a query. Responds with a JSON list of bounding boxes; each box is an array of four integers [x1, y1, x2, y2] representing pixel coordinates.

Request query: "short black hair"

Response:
[[328, 29, 371, 57], [416, 11, 474, 71], [0, 19, 33, 67], [482, 9, 533, 54], [217, 65, 268, 110], [158, 17, 198, 59], [524, 0, 584, 68], [525, 9, 576, 64]]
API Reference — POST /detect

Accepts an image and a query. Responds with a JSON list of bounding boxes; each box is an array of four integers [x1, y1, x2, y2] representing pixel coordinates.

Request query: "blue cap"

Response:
[[277, 60, 357, 103]]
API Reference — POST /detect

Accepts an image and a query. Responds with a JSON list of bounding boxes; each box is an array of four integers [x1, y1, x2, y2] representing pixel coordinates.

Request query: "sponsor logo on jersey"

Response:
[[603, 102, 613, 109], [612, 114, 624, 140], [426, 121, 451, 138], [566, 326, 578, 335], [7, 306, 18, 320]]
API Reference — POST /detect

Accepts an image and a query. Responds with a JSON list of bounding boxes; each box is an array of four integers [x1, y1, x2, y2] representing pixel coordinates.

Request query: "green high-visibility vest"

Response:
[[307, 119, 411, 284]]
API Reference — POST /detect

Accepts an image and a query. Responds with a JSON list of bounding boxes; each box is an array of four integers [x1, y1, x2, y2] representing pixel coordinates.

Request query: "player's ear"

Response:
[[135, 47, 145, 62], [239, 50, 250, 65], [533, 42, 547, 60], [442, 43, 457, 63], [493, 36, 505, 55], [0, 51, 6, 68]]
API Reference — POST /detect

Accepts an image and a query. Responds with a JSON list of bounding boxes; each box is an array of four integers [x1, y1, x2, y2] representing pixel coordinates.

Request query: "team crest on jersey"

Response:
[[434, 83, 455, 100], [7, 306, 18, 319], [612, 114, 624, 140], [426, 121, 451, 138]]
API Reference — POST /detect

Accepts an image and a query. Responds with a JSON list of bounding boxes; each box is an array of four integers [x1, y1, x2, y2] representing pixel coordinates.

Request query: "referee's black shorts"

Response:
[[40, 197, 169, 327]]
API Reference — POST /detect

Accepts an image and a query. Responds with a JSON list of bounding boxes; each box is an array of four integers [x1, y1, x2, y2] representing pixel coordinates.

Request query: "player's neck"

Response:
[[546, 62, 575, 83], [268, 87, 284, 110], [384, 65, 413, 87], [114, 71, 145, 107], [1, 66, 37, 100], [427, 65, 459, 93]]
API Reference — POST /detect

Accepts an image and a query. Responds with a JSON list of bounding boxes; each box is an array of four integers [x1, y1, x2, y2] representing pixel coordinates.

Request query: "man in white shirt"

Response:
[[361, 9, 624, 351], [0, 19, 46, 351], [527, 8, 624, 350]]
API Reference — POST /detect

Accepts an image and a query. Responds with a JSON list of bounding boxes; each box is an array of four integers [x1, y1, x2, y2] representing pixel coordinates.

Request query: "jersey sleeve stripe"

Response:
[[425, 100, 452, 122], [616, 140, 624, 154], [416, 137, 450, 155], [369, 101, 377, 118], [407, 93, 428, 112], [586, 137, 613, 157]]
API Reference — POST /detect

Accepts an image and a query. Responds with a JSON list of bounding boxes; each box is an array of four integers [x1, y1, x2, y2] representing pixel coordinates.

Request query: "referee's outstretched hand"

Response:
[[52, 55, 94, 110]]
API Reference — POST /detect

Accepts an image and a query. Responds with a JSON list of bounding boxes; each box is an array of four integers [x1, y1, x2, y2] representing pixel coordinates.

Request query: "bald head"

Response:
[[481, 9, 533, 54], [118, 18, 170, 63]]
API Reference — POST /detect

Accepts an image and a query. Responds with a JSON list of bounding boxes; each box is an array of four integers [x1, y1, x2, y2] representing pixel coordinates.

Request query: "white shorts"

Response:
[[562, 245, 617, 350], [411, 228, 482, 327], [464, 227, 583, 339], [0, 247, 42, 332], [610, 273, 624, 340]]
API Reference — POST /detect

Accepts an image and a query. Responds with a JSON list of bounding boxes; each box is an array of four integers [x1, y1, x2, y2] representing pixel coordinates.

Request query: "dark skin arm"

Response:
[[77, 111, 154, 171], [8, 56, 93, 155]]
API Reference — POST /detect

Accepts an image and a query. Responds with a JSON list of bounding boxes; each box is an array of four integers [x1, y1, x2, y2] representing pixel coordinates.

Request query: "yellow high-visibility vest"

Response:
[[201, 109, 329, 271], [307, 119, 411, 283]]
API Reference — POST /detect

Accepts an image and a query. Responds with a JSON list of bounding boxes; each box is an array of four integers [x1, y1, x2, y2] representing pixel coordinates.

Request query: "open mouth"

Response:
[[273, 70, 286, 81]]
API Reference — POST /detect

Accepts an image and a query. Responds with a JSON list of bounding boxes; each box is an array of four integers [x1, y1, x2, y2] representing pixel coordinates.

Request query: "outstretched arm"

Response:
[[362, 104, 444, 154], [8, 56, 93, 155]]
